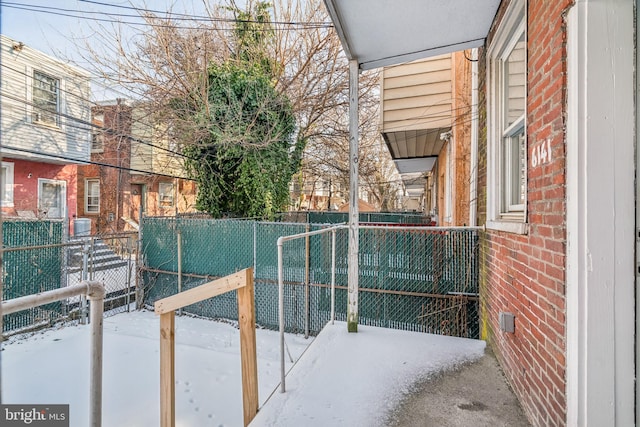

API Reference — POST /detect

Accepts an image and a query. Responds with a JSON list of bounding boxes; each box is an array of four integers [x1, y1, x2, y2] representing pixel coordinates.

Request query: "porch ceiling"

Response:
[[323, 0, 500, 71], [383, 128, 450, 160]]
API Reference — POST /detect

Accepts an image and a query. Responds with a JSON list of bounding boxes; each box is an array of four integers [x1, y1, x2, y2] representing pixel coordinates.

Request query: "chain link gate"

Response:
[[2, 219, 138, 335]]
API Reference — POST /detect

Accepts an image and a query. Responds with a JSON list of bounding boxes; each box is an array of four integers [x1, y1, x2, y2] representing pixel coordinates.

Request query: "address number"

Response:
[[531, 139, 552, 168]]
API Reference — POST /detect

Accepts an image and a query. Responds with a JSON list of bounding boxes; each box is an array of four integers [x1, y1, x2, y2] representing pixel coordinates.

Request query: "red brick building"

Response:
[[326, 0, 636, 425], [77, 100, 197, 234]]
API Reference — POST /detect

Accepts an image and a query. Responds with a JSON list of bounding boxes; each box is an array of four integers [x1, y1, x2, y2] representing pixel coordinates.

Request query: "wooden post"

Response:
[[159, 311, 175, 427], [155, 268, 257, 427], [238, 268, 258, 426]]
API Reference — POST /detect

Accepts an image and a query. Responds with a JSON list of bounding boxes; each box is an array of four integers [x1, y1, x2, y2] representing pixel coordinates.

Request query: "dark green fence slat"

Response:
[[141, 217, 479, 338]]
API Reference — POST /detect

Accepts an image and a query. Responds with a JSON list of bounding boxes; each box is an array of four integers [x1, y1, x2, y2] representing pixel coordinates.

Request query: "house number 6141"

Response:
[[531, 139, 551, 168]]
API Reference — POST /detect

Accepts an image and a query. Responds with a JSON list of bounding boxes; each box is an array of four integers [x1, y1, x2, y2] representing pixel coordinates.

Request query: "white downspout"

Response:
[[469, 48, 479, 226]]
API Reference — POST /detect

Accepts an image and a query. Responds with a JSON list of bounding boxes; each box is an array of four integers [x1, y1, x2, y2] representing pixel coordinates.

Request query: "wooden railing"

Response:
[[154, 268, 258, 427]]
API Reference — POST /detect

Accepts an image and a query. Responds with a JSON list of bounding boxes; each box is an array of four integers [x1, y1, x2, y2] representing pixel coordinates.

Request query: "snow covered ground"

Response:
[[250, 322, 485, 427], [2, 311, 485, 427], [2, 311, 309, 427]]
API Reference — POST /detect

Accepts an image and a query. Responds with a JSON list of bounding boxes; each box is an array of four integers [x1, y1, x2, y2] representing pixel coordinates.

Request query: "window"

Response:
[[487, 0, 527, 233], [158, 182, 174, 208], [85, 179, 100, 213], [92, 113, 104, 153], [32, 71, 60, 126], [1, 162, 14, 207]]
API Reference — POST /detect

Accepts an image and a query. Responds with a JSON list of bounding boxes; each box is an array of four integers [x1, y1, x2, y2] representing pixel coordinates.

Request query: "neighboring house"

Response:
[[0, 35, 91, 232], [292, 176, 346, 211], [77, 99, 196, 234], [326, 0, 635, 426], [380, 53, 472, 225]]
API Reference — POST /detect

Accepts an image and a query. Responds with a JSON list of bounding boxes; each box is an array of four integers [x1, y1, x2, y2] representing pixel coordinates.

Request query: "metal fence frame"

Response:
[[139, 217, 480, 339], [2, 221, 138, 334]]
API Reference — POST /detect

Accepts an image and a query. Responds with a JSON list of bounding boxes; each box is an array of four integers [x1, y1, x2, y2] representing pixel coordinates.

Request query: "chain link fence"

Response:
[[140, 217, 479, 339], [278, 211, 432, 225], [2, 218, 138, 335]]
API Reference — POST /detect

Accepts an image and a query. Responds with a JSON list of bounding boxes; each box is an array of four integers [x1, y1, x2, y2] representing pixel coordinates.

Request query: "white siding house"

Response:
[[0, 34, 91, 225]]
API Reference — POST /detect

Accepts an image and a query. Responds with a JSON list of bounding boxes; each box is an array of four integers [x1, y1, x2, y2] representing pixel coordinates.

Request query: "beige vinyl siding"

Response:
[[381, 54, 453, 133], [130, 106, 183, 176]]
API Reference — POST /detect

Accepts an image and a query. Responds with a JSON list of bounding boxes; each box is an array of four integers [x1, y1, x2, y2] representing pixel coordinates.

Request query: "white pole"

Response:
[[277, 237, 285, 393], [87, 282, 105, 427], [347, 59, 359, 333], [331, 228, 336, 324], [2, 281, 105, 427]]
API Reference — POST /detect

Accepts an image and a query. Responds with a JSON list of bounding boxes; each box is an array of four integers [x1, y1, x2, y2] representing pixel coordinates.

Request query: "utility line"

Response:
[[1, 1, 332, 30], [1, 145, 192, 180]]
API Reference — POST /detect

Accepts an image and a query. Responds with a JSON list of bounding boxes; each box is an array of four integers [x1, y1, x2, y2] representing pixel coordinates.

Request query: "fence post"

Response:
[[136, 209, 144, 309], [277, 237, 286, 393], [253, 222, 257, 278], [304, 224, 310, 339], [177, 230, 182, 316], [81, 241, 90, 324], [126, 238, 132, 312], [331, 228, 336, 324]]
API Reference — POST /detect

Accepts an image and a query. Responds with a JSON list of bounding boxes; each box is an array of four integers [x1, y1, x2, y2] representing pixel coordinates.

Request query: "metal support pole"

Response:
[[87, 283, 105, 427], [331, 228, 336, 324], [253, 222, 257, 278], [177, 230, 182, 316], [347, 59, 360, 333], [2, 281, 105, 427], [136, 207, 144, 310], [304, 224, 310, 339], [277, 238, 285, 393], [126, 242, 132, 312], [81, 241, 90, 324]]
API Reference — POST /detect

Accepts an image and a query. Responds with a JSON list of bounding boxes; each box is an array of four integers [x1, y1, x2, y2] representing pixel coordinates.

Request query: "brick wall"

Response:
[[478, 1, 571, 426]]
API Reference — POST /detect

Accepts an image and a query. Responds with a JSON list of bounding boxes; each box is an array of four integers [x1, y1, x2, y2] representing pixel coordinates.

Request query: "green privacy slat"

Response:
[[141, 217, 479, 339], [3, 220, 65, 332]]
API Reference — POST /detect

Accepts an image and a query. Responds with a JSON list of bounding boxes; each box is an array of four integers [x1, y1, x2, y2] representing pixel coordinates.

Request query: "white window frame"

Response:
[[1, 162, 15, 207], [32, 70, 61, 127], [158, 182, 175, 208], [486, 0, 528, 234], [85, 179, 100, 214]]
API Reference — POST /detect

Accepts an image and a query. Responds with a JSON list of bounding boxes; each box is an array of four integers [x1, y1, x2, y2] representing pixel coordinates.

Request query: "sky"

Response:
[[2, 310, 485, 426], [0, 0, 213, 100], [1, 0, 208, 56]]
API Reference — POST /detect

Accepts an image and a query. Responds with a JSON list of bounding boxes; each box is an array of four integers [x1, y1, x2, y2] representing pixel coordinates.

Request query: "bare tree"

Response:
[[71, 0, 395, 210]]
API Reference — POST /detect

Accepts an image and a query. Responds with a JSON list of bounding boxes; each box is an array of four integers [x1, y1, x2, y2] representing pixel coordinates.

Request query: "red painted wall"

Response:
[[4, 157, 78, 233], [478, 1, 571, 426]]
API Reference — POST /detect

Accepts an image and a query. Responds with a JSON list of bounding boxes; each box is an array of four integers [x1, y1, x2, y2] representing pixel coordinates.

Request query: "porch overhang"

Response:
[[324, 0, 501, 71]]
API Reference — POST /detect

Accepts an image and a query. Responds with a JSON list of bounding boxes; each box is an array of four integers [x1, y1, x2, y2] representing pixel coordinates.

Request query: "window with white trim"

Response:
[[91, 113, 104, 153], [1, 162, 14, 207], [85, 179, 100, 214], [158, 182, 174, 208], [487, 0, 527, 233], [32, 70, 60, 127]]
